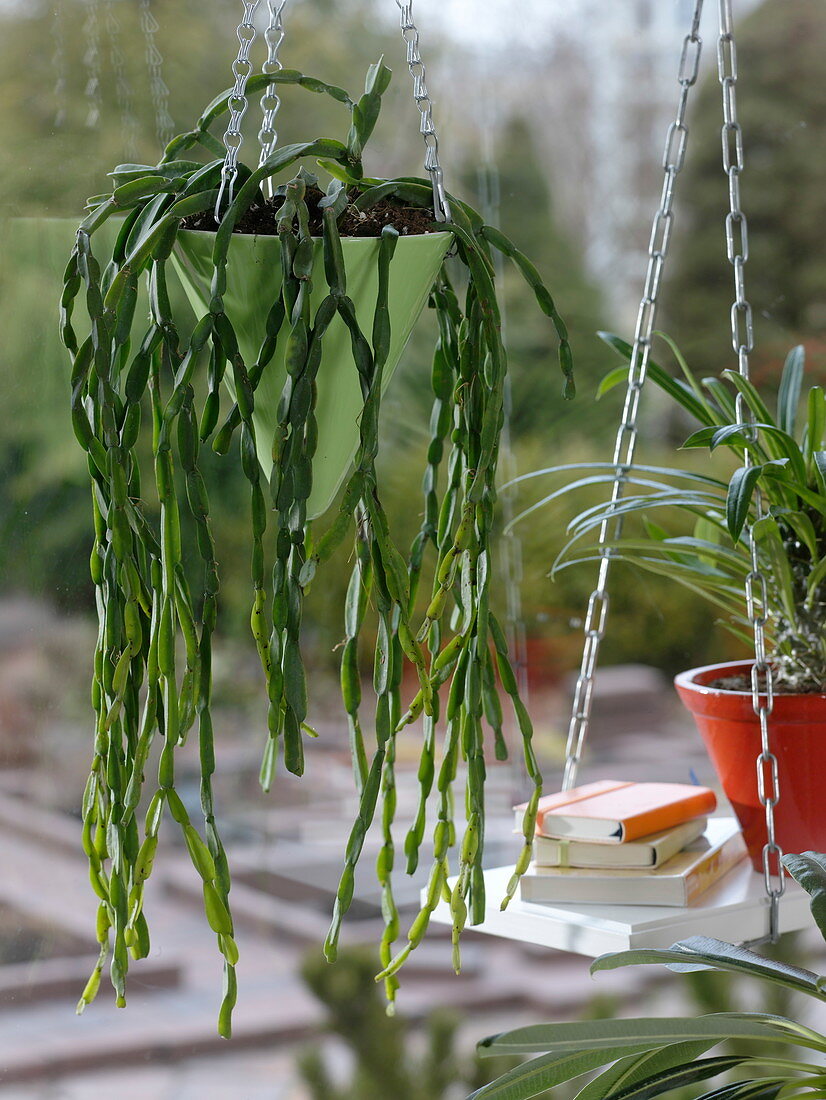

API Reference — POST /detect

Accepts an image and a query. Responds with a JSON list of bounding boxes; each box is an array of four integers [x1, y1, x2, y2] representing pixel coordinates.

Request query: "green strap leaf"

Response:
[[597, 333, 717, 427], [469, 1045, 658, 1100], [555, 549, 751, 626], [777, 345, 805, 436], [781, 852, 826, 946], [814, 451, 826, 492], [696, 1081, 786, 1100], [726, 464, 763, 542], [738, 426, 805, 482], [777, 509, 818, 558], [566, 493, 730, 542], [606, 1057, 745, 1100], [682, 425, 729, 449], [596, 364, 630, 398], [750, 515, 797, 622], [592, 937, 826, 1003], [805, 387, 825, 470], [508, 473, 726, 536], [701, 376, 739, 423], [512, 460, 728, 490], [348, 58, 392, 157], [574, 1041, 718, 1100], [654, 330, 715, 410], [685, 423, 807, 483], [722, 370, 777, 428], [805, 555, 826, 607], [477, 1014, 826, 1056]]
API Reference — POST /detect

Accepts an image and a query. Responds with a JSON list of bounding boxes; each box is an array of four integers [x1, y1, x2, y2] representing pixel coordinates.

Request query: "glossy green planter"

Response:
[[173, 229, 452, 519]]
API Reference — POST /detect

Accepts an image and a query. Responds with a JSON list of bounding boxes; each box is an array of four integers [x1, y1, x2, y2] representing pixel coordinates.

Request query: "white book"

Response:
[[520, 819, 747, 907], [532, 817, 708, 870]]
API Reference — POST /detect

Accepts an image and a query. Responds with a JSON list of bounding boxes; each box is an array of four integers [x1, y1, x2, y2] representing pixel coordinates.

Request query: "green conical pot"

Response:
[[173, 229, 452, 519]]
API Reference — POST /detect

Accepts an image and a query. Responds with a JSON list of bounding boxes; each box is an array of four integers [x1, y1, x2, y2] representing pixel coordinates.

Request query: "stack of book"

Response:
[[515, 779, 747, 907]]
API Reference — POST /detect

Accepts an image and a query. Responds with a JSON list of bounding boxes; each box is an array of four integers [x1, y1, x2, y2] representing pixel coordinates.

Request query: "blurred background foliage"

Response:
[[1, 0, 824, 687], [294, 937, 808, 1100], [297, 948, 519, 1099], [661, 0, 826, 393]]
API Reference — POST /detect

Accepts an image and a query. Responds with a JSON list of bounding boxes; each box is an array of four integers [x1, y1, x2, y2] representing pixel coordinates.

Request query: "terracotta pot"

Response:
[[675, 660, 826, 871]]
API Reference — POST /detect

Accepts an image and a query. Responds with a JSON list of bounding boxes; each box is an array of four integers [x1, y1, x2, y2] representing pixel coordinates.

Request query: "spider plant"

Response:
[[470, 851, 826, 1100], [518, 334, 826, 692], [59, 60, 573, 1033]]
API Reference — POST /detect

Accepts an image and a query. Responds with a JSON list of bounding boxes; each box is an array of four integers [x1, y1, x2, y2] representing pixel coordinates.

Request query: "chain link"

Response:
[[139, 0, 175, 152], [716, 0, 784, 939], [477, 142, 530, 700], [562, 0, 705, 791], [52, 0, 68, 129], [83, 0, 103, 130], [476, 54, 529, 701], [500, 383, 530, 701], [216, 1, 262, 221], [258, 0, 287, 198], [104, 0, 139, 160], [395, 1, 450, 223]]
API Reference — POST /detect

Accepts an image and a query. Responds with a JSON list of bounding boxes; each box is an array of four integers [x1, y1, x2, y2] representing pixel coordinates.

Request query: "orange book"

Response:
[[515, 780, 716, 843]]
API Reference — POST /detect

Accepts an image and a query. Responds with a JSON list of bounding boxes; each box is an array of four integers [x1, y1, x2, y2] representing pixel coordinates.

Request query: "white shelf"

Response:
[[430, 861, 813, 956]]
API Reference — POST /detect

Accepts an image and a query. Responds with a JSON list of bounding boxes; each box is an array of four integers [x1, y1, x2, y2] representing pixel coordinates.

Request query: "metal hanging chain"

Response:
[[395, 1, 450, 223], [716, 0, 784, 939], [140, 0, 175, 152], [83, 0, 103, 130], [216, 1, 262, 221], [258, 0, 287, 199], [498, 266, 530, 704], [476, 116, 529, 702], [561, 0, 704, 791], [52, 0, 68, 129], [104, 0, 139, 160]]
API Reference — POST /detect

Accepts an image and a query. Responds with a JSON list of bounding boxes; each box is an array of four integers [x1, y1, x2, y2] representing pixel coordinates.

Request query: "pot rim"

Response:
[[675, 660, 826, 701]]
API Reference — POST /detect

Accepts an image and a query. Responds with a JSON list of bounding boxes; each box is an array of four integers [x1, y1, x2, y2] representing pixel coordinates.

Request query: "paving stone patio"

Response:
[[0, 666, 813, 1095]]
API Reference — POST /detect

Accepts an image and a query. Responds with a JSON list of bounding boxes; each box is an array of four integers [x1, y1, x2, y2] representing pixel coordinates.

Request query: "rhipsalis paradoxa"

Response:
[[60, 60, 574, 1033]]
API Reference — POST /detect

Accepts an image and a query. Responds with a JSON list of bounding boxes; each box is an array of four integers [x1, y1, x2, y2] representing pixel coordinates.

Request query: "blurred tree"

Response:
[[0, 0, 405, 214], [298, 948, 517, 1100], [662, 0, 826, 390], [484, 114, 612, 439], [386, 113, 610, 442], [0, 219, 111, 608]]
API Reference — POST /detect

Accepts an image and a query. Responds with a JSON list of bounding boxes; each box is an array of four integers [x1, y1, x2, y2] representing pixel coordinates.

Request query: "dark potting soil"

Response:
[[707, 673, 823, 693], [181, 187, 440, 238]]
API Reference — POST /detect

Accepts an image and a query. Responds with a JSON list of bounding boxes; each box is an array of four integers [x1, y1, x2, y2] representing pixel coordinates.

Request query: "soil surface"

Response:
[[181, 187, 441, 237], [707, 673, 825, 694]]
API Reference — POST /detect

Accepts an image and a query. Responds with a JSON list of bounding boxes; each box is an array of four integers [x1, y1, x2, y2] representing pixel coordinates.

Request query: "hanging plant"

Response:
[[60, 60, 573, 1035]]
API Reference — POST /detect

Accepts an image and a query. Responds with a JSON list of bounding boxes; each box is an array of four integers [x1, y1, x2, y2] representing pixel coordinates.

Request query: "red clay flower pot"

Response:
[[675, 660, 826, 872]]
